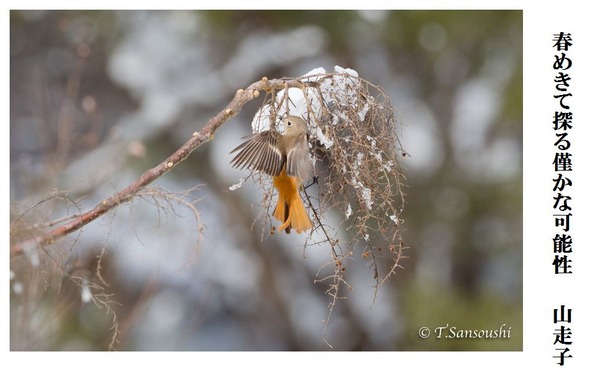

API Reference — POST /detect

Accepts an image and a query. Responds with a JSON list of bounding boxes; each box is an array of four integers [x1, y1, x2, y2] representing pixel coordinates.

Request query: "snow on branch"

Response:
[[243, 67, 408, 338]]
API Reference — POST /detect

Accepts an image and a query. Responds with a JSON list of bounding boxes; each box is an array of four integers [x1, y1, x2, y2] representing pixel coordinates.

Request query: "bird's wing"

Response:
[[286, 134, 313, 181], [230, 131, 284, 177]]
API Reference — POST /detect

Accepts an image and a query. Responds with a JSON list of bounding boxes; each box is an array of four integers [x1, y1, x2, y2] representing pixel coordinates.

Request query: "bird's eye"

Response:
[[287, 121, 292, 126]]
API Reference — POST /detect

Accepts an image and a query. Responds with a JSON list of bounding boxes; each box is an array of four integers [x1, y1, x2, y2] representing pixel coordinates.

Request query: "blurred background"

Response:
[[10, 10, 522, 351]]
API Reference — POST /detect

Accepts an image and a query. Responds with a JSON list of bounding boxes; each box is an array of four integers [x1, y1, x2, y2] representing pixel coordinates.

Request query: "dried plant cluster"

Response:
[[10, 186, 204, 350], [245, 68, 408, 319]]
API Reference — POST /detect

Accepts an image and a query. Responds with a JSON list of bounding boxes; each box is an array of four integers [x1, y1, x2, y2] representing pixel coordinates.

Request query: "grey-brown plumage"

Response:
[[230, 116, 313, 181]]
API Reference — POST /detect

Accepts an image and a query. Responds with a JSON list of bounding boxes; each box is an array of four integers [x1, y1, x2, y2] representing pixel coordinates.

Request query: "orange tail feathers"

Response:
[[272, 170, 312, 234]]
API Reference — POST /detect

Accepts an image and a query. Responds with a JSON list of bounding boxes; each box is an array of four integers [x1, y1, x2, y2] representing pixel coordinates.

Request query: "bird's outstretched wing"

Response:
[[230, 131, 284, 177]]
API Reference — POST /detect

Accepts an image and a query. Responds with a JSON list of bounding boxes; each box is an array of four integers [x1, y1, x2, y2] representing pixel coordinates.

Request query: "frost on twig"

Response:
[[247, 66, 408, 337]]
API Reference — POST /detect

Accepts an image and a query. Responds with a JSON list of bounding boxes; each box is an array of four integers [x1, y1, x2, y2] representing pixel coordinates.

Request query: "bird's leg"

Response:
[[304, 176, 319, 189]]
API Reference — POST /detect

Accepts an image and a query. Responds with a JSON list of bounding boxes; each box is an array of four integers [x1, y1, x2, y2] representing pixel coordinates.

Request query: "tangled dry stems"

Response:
[[10, 186, 204, 350], [246, 72, 408, 340]]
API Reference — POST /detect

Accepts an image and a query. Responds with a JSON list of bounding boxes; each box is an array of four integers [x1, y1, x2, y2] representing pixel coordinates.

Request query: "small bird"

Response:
[[230, 115, 313, 233]]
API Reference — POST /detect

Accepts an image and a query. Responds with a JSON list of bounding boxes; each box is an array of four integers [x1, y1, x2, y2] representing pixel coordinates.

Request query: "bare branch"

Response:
[[10, 77, 304, 258]]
